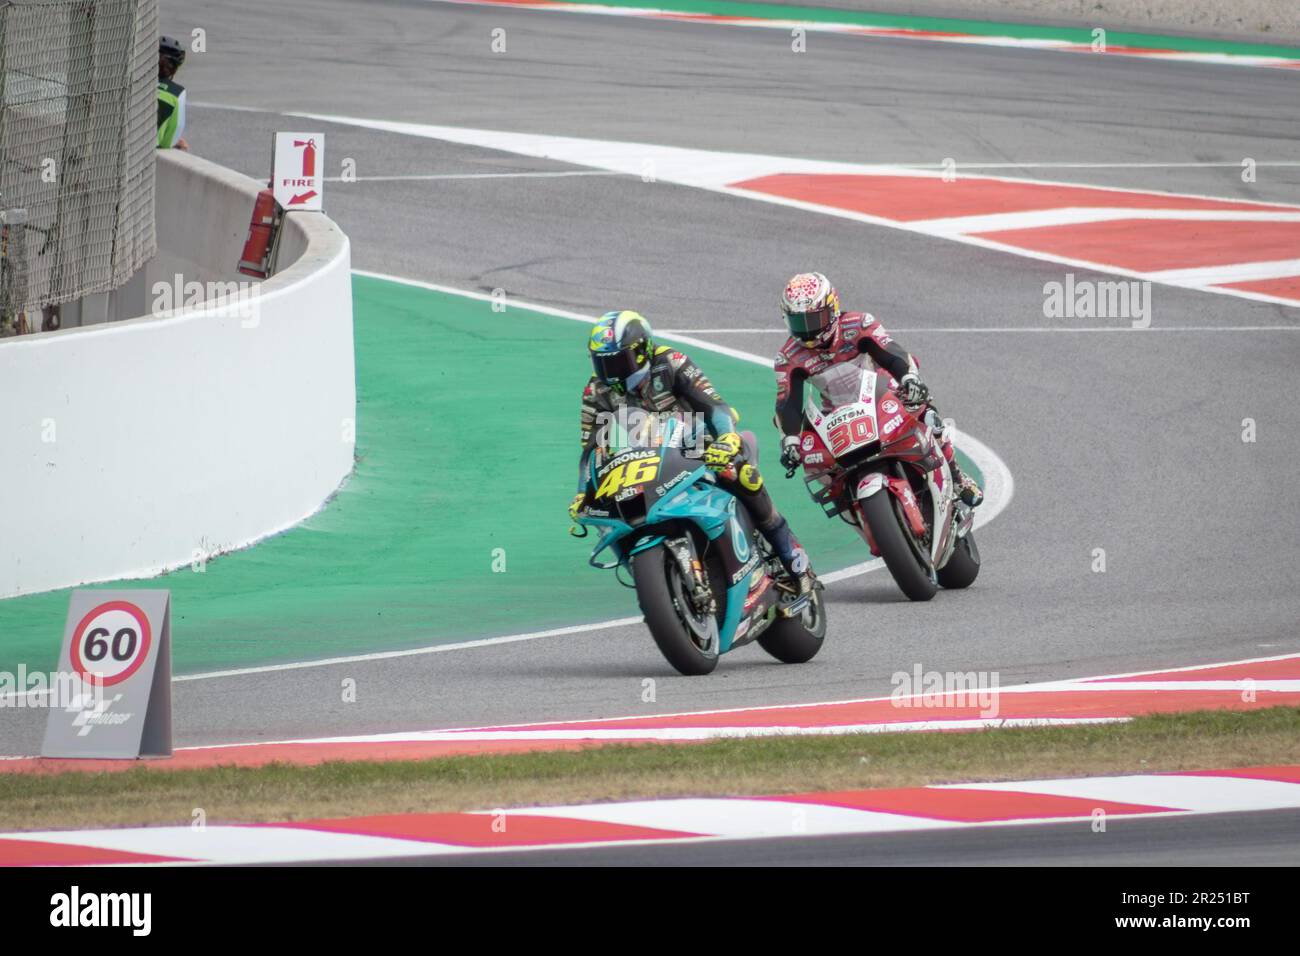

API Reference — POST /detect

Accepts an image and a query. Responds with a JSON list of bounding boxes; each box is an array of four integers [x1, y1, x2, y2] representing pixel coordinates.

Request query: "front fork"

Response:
[[666, 535, 715, 616], [855, 469, 929, 537]]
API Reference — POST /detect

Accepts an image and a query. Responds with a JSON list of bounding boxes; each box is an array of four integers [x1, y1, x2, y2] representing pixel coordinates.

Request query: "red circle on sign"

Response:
[[69, 600, 152, 687]]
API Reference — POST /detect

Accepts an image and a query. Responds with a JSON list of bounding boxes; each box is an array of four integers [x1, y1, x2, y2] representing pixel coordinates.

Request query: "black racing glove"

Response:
[[899, 374, 929, 406]]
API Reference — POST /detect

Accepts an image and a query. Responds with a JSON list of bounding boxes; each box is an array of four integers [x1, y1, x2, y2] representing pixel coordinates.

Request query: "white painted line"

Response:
[[5, 616, 635, 703], [1048, 679, 1300, 692], [173, 615, 645, 682], [519, 796, 952, 837], [1147, 258, 1300, 285], [323, 170, 627, 182], [887, 326, 1300, 333], [268, 716, 1125, 746], [1135, 50, 1300, 68], [1068, 650, 1300, 682], [912, 207, 1300, 237], [662, 326, 1300, 333], [9, 825, 459, 864], [945, 774, 1300, 813], [895, 162, 1300, 171], [1015, 679, 1299, 693], [659, 328, 808, 334], [190, 102, 1300, 176]]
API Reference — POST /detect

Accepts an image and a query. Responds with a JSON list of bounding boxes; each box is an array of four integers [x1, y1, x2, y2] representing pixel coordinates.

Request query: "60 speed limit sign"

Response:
[[42, 590, 173, 759], [69, 600, 152, 686]]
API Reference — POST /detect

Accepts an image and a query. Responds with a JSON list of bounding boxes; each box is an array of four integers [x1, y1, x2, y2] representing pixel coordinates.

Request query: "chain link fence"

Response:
[[1, 0, 158, 334]]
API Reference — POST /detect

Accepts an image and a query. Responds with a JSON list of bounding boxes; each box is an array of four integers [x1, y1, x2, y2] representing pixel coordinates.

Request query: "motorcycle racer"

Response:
[[571, 310, 816, 592], [773, 272, 983, 508]]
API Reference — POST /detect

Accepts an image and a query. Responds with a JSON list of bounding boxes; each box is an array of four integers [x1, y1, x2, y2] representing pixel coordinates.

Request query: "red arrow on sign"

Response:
[[288, 189, 318, 205]]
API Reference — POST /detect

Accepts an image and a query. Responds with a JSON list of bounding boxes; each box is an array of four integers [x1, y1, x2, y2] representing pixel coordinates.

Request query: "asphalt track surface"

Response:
[[25, 1, 1295, 754], [343, 808, 1300, 866]]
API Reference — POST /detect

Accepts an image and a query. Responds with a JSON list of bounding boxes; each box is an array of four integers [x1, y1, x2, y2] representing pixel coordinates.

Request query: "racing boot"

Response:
[[932, 417, 983, 508], [760, 515, 816, 594], [947, 459, 983, 507]]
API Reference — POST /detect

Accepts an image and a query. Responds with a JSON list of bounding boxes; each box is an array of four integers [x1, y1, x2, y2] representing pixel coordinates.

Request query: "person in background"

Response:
[[157, 35, 189, 151]]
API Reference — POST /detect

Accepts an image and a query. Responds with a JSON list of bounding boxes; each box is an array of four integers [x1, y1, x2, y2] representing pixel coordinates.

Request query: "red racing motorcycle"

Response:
[[789, 361, 980, 601]]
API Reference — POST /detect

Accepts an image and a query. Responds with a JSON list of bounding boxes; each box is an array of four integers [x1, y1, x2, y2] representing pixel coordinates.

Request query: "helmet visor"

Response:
[[785, 305, 834, 341], [592, 348, 641, 384]]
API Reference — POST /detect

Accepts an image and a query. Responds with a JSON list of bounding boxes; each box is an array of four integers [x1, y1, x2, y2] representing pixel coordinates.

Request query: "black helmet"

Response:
[[589, 310, 653, 392], [160, 35, 186, 71]]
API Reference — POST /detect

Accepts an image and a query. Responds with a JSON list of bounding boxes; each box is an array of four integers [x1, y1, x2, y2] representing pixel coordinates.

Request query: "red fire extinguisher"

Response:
[[238, 188, 281, 278]]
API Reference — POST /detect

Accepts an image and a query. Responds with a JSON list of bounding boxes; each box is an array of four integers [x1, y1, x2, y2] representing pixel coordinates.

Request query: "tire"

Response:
[[757, 588, 827, 664], [860, 489, 938, 601], [632, 545, 719, 675], [937, 531, 980, 589]]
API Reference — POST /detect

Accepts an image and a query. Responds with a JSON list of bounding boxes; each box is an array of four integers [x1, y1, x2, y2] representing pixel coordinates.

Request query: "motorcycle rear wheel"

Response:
[[757, 588, 827, 664], [937, 531, 980, 589], [860, 491, 938, 601], [632, 545, 719, 675]]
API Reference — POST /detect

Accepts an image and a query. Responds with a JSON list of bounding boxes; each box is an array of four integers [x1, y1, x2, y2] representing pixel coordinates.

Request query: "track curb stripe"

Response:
[[3, 766, 1298, 865], [3, 654, 1295, 774]]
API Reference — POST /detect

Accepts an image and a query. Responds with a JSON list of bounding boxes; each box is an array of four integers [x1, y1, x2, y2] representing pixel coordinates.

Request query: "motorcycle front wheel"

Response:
[[632, 545, 719, 675], [860, 490, 938, 601]]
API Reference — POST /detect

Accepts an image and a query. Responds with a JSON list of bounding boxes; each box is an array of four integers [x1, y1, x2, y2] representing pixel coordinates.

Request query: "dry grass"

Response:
[[1, 707, 1296, 831]]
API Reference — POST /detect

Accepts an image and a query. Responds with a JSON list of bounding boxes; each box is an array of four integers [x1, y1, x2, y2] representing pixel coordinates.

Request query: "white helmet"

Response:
[[781, 272, 841, 346]]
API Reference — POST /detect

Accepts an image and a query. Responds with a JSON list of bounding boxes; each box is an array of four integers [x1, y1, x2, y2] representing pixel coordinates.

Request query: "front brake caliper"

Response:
[[669, 537, 715, 616]]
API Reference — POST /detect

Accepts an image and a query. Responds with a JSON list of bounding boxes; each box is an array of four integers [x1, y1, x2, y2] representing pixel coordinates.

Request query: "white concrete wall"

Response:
[[0, 151, 355, 598]]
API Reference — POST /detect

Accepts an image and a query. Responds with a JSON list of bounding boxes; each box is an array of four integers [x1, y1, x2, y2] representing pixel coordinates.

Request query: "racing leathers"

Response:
[[773, 312, 983, 506], [577, 345, 812, 585]]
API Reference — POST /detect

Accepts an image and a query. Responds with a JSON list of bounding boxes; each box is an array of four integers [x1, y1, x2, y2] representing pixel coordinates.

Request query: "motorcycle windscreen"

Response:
[[809, 357, 875, 409]]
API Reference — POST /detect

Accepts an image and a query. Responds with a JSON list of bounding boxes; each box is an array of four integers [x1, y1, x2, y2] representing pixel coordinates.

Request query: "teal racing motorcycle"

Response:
[[573, 417, 826, 675]]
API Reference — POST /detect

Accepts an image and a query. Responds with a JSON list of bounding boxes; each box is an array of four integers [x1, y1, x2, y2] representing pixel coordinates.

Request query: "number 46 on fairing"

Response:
[[594, 455, 660, 499]]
